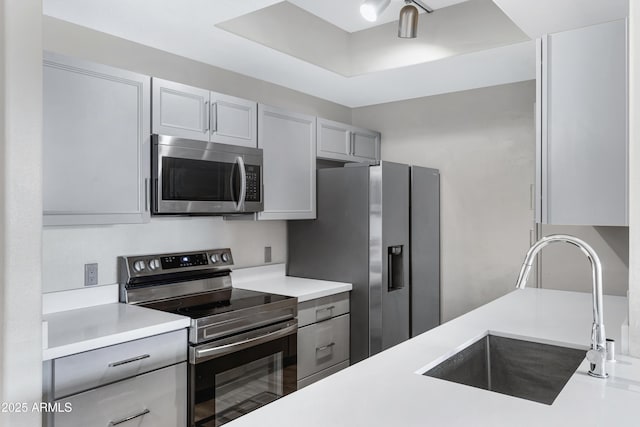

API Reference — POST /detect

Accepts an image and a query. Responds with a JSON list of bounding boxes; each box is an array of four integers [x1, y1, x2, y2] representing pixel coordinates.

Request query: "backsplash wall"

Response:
[[43, 217, 286, 292]]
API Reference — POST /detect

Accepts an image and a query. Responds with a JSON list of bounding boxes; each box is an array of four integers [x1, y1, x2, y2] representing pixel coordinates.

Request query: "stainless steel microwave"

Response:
[[152, 134, 263, 215]]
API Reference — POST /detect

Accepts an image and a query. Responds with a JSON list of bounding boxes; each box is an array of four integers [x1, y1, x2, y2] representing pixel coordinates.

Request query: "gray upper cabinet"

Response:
[[351, 127, 381, 162], [258, 104, 316, 220], [152, 78, 257, 148], [43, 52, 151, 226], [536, 19, 628, 226], [210, 91, 257, 148], [317, 118, 380, 163], [152, 78, 210, 141], [317, 118, 352, 162]]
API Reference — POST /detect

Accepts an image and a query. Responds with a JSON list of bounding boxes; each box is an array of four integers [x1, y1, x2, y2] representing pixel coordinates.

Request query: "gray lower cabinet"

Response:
[[43, 330, 187, 427], [297, 293, 350, 389], [536, 19, 628, 226], [43, 51, 151, 226], [317, 118, 380, 163], [53, 363, 186, 427]]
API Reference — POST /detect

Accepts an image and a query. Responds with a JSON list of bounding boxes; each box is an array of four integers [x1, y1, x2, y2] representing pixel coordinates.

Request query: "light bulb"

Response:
[[360, 4, 378, 22]]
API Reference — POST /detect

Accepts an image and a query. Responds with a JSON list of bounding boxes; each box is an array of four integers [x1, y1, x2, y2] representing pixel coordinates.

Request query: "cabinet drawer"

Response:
[[297, 360, 349, 390], [298, 292, 349, 327], [297, 314, 350, 380], [53, 329, 187, 399], [54, 362, 187, 427]]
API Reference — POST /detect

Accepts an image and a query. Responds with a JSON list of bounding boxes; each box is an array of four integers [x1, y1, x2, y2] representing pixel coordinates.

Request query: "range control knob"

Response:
[[221, 253, 230, 263], [210, 254, 219, 264], [133, 260, 146, 272], [148, 259, 161, 271]]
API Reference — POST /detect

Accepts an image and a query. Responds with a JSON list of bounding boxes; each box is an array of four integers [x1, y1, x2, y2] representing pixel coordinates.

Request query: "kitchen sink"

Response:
[[422, 334, 586, 405]]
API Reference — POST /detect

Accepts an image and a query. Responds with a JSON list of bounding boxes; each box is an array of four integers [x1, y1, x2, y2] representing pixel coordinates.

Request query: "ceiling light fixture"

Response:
[[360, 0, 391, 22], [398, 0, 433, 38]]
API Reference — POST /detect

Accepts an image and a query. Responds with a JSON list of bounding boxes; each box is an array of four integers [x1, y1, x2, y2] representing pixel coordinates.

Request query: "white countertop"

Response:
[[232, 264, 352, 302], [226, 288, 640, 427], [41, 264, 349, 360], [43, 303, 190, 360]]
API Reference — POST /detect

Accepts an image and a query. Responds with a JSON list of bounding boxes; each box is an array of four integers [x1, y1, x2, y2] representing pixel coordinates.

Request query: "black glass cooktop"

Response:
[[142, 288, 292, 319]]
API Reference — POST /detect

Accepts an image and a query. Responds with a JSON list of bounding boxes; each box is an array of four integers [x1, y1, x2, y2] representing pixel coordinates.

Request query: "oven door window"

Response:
[[162, 157, 240, 202], [191, 335, 296, 427]]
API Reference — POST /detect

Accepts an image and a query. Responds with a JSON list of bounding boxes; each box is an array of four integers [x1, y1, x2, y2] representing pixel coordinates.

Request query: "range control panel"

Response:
[[161, 253, 209, 270], [120, 248, 234, 279]]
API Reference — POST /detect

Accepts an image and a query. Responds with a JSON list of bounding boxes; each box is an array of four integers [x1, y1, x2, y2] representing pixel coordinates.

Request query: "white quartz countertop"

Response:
[[42, 303, 190, 360], [226, 288, 639, 427], [232, 264, 352, 302]]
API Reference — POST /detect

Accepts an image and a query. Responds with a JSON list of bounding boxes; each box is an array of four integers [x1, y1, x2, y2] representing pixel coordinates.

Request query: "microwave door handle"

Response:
[[229, 160, 237, 208], [236, 156, 247, 211]]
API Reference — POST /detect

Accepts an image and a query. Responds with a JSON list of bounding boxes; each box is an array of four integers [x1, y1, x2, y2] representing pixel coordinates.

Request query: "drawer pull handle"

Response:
[[316, 305, 335, 313], [316, 342, 336, 352], [109, 408, 150, 426], [108, 354, 150, 367]]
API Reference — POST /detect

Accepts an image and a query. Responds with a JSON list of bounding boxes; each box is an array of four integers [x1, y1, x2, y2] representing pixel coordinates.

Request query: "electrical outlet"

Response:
[[84, 263, 98, 286], [264, 246, 272, 263]]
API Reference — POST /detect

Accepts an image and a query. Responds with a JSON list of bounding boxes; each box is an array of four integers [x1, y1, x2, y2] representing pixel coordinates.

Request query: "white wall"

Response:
[[539, 225, 628, 296], [629, 0, 640, 357], [0, 0, 43, 425], [43, 218, 286, 292], [353, 81, 535, 321], [41, 17, 352, 292]]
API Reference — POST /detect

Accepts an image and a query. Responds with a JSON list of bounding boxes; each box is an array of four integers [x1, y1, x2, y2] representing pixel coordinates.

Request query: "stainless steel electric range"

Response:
[[118, 248, 298, 427]]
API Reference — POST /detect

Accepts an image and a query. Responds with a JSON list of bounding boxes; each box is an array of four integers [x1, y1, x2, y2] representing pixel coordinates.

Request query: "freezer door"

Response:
[[369, 162, 411, 355], [410, 166, 440, 336]]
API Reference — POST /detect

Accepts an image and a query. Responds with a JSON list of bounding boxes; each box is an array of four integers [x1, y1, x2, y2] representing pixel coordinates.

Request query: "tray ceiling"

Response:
[[42, 0, 628, 107]]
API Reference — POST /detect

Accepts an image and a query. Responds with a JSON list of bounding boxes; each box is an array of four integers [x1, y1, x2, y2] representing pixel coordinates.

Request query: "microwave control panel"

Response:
[[245, 165, 261, 202]]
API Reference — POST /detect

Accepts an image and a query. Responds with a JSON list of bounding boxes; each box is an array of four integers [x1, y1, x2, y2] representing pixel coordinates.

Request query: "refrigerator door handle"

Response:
[[387, 245, 405, 291]]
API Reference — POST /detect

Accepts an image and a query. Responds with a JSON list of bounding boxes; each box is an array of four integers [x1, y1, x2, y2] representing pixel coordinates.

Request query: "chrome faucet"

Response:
[[515, 234, 608, 379]]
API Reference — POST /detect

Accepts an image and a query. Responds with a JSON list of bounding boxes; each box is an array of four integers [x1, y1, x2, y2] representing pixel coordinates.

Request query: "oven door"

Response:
[[189, 320, 297, 427], [152, 134, 263, 215]]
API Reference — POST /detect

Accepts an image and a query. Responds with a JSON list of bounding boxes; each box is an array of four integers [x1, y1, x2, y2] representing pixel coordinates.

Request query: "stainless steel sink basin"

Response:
[[423, 335, 586, 405]]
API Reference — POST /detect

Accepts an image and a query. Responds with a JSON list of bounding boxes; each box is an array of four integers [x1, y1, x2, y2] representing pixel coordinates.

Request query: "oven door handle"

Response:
[[235, 156, 247, 211], [194, 322, 297, 363]]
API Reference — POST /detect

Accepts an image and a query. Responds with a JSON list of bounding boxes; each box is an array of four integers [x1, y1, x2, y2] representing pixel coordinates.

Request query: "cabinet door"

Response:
[[317, 118, 381, 163], [210, 92, 257, 148], [43, 52, 150, 225], [258, 104, 316, 220], [297, 314, 350, 380], [152, 78, 210, 141], [317, 118, 351, 161], [351, 127, 380, 162], [54, 362, 187, 427], [539, 19, 627, 226]]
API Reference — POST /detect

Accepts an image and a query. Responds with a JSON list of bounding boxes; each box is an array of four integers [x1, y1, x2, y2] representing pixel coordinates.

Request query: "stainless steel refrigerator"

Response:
[[287, 161, 440, 364]]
